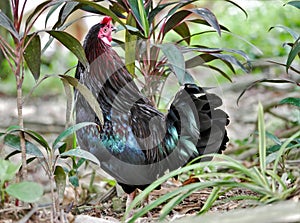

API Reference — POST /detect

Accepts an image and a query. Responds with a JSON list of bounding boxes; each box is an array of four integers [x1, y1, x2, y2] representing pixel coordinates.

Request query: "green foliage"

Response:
[[5, 181, 44, 203], [0, 159, 43, 203], [0, 122, 100, 211], [24, 34, 41, 81], [48, 0, 249, 106], [46, 31, 88, 69], [193, 0, 299, 80], [124, 103, 299, 221], [268, 1, 300, 73], [0, 159, 20, 186], [279, 97, 300, 107]]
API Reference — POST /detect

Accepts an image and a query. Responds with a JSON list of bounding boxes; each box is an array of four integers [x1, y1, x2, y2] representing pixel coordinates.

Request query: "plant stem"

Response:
[[15, 45, 27, 180]]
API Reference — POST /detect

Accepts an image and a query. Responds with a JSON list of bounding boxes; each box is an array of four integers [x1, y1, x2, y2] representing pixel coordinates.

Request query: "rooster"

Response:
[[75, 16, 229, 210]]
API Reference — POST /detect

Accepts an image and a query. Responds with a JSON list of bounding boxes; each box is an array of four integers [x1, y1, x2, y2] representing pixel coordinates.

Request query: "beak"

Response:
[[111, 26, 117, 32]]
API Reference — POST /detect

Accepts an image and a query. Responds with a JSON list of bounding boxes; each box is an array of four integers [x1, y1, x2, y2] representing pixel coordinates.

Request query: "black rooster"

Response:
[[75, 16, 229, 208]]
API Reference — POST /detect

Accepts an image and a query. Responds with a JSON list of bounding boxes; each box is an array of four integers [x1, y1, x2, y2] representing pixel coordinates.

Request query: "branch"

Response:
[[0, 42, 15, 72], [18, 0, 28, 31]]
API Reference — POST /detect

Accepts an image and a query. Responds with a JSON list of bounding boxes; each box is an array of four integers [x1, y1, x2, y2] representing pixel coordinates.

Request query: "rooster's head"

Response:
[[98, 16, 115, 46]]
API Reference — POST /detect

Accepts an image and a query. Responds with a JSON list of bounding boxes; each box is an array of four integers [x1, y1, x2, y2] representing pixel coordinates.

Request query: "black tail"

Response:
[[167, 83, 229, 163]]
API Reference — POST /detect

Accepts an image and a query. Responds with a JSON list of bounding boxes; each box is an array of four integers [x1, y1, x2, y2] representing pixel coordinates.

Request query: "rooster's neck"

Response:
[[83, 38, 139, 118]]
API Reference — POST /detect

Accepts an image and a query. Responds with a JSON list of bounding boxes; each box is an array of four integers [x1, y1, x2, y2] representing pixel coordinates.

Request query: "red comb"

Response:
[[101, 16, 112, 25]]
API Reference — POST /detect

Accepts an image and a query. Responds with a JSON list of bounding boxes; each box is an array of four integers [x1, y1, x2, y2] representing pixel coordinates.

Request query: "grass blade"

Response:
[[258, 102, 266, 173]]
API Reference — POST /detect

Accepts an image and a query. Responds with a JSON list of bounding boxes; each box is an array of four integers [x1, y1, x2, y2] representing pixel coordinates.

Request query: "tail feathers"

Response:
[[168, 83, 229, 163]]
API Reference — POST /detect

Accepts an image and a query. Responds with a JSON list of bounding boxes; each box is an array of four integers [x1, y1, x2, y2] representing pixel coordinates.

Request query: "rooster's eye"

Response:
[[103, 27, 108, 33]]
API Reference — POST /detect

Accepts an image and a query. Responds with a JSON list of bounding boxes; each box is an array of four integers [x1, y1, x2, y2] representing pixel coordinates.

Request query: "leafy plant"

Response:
[[0, 159, 43, 204], [268, 1, 300, 74], [124, 103, 299, 222], [1, 122, 100, 217], [47, 0, 250, 107]]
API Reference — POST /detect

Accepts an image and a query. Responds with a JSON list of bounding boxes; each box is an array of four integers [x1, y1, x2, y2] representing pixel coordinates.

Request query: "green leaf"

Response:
[[60, 148, 100, 166], [286, 1, 300, 9], [211, 53, 248, 72], [258, 103, 266, 173], [237, 79, 298, 105], [128, 0, 149, 36], [59, 75, 104, 125], [205, 65, 233, 82], [0, 133, 44, 157], [265, 132, 281, 145], [286, 38, 300, 72], [269, 25, 299, 40], [189, 19, 230, 33], [166, 0, 197, 18], [23, 129, 50, 152], [0, 159, 20, 183], [69, 175, 79, 187], [173, 22, 191, 45], [26, 0, 52, 26], [46, 30, 88, 68], [45, 1, 64, 28], [125, 13, 137, 75], [75, 0, 124, 26], [185, 54, 226, 68], [273, 130, 300, 174], [0, 10, 19, 39], [224, 0, 248, 18], [279, 97, 300, 107], [5, 181, 43, 203], [53, 1, 79, 29], [156, 43, 194, 85], [190, 8, 221, 36], [24, 34, 41, 81], [148, 2, 177, 25], [52, 122, 97, 150], [199, 186, 221, 214], [54, 166, 66, 200], [163, 10, 191, 36]]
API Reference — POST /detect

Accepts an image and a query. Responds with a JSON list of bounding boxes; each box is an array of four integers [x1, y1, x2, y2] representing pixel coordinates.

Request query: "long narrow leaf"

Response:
[[45, 1, 64, 28], [189, 8, 221, 36], [23, 129, 50, 151], [269, 25, 299, 40], [237, 79, 298, 105], [53, 1, 79, 29], [286, 38, 300, 72], [258, 103, 266, 173], [0, 133, 44, 158], [156, 43, 194, 85], [159, 188, 196, 220], [59, 75, 104, 125], [199, 186, 221, 215], [173, 22, 191, 45], [224, 0, 248, 18], [26, 0, 53, 26], [279, 97, 300, 107], [273, 130, 300, 174], [0, 10, 19, 39], [73, 0, 124, 26], [148, 2, 177, 24], [24, 34, 41, 81], [286, 1, 300, 9], [52, 122, 97, 150], [125, 13, 137, 75], [47, 30, 88, 68], [163, 10, 191, 36], [60, 148, 100, 166]]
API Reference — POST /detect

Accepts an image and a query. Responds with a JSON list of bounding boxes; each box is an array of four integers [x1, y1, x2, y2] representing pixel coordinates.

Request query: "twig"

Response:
[[16, 205, 38, 223]]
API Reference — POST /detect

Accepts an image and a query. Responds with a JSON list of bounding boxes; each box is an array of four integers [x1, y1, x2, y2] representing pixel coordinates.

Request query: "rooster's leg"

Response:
[[126, 190, 136, 217]]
